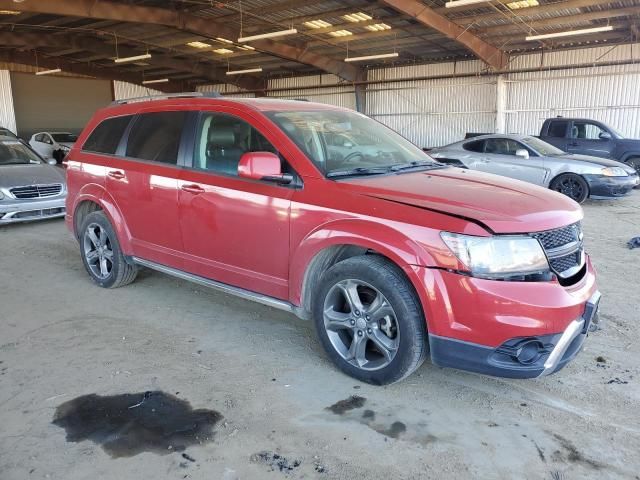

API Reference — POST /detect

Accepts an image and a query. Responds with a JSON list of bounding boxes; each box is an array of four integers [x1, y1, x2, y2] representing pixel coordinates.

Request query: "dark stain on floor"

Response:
[[362, 409, 375, 420], [326, 395, 366, 415], [52, 391, 222, 458], [373, 421, 407, 439], [250, 451, 301, 473], [552, 433, 602, 470]]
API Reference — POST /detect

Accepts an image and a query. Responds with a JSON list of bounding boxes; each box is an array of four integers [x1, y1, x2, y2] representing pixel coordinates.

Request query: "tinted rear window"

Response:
[[82, 115, 133, 154], [547, 120, 568, 138], [463, 140, 485, 152], [125, 112, 187, 165]]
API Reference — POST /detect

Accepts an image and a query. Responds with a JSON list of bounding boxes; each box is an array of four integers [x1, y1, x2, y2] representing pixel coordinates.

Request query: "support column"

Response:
[[0, 70, 17, 135], [354, 68, 368, 113], [495, 74, 506, 134]]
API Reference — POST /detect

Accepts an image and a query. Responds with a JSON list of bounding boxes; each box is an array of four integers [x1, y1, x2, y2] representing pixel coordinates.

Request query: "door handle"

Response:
[[181, 184, 205, 194], [107, 170, 125, 180]]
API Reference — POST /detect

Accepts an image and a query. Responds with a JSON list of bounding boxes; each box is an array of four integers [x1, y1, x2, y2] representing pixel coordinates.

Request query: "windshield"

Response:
[[51, 133, 77, 143], [0, 140, 44, 165], [608, 125, 625, 138], [266, 110, 438, 176], [0, 129, 17, 139], [520, 136, 565, 156]]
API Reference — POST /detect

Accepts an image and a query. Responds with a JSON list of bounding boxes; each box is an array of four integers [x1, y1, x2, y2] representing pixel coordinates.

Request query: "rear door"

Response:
[[105, 110, 188, 268], [177, 108, 294, 300], [542, 120, 569, 150], [567, 120, 615, 158], [482, 138, 547, 185]]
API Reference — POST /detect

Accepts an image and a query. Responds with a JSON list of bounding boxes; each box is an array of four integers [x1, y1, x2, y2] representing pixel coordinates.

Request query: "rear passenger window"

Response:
[[547, 121, 568, 138], [82, 115, 132, 154], [126, 112, 187, 165], [463, 140, 485, 152]]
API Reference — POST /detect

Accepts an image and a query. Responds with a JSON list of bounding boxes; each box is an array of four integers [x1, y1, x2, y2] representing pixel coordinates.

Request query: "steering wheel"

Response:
[[343, 151, 365, 163]]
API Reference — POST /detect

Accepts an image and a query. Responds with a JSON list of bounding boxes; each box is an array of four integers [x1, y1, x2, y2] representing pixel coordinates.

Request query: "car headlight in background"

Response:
[[601, 167, 628, 177], [440, 232, 549, 279]]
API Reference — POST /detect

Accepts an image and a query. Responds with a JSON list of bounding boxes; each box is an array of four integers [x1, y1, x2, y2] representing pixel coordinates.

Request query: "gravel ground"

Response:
[[1, 193, 639, 480]]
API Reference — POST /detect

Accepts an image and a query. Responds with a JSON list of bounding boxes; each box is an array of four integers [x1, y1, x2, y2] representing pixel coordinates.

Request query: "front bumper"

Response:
[[583, 173, 639, 199], [0, 196, 66, 224], [429, 291, 601, 378]]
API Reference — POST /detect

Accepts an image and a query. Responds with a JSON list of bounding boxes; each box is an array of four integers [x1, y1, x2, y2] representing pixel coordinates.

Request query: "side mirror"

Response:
[[238, 152, 293, 184], [515, 149, 530, 159], [599, 132, 612, 140]]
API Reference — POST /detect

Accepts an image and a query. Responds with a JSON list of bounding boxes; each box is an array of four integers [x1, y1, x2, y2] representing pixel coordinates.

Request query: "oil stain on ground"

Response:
[[52, 391, 222, 458], [325, 395, 366, 415]]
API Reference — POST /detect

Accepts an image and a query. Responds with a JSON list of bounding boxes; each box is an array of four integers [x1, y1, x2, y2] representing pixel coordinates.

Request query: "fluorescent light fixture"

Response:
[[226, 67, 263, 75], [0, 10, 20, 14], [114, 53, 151, 63], [237, 45, 255, 51], [526, 25, 613, 41], [445, 0, 490, 8], [304, 19, 332, 29], [343, 12, 372, 22], [142, 78, 169, 85], [507, 0, 539, 9], [365, 23, 392, 32], [345, 52, 398, 62], [35, 68, 61, 76], [238, 28, 297, 43], [216, 37, 233, 44], [213, 48, 234, 54], [187, 41, 211, 48], [329, 30, 353, 37]]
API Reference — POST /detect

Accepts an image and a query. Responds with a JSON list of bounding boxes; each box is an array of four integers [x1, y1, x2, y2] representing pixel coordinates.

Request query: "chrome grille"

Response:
[[10, 184, 63, 199], [531, 223, 584, 279]]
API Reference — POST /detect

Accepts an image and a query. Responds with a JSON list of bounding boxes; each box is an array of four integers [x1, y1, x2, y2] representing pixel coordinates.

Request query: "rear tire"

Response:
[[78, 211, 138, 288], [312, 255, 428, 385], [550, 173, 589, 203]]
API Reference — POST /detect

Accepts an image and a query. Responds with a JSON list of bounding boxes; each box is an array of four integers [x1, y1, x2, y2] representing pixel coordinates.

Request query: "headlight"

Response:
[[440, 232, 549, 278], [601, 167, 627, 177]]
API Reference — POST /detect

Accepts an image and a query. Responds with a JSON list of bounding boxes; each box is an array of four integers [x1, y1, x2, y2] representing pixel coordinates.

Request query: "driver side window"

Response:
[[572, 122, 607, 140], [485, 138, 522, 156]]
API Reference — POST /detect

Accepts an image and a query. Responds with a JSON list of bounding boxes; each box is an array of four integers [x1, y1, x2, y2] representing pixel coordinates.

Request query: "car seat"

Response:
[[206, 126, 245, 175]]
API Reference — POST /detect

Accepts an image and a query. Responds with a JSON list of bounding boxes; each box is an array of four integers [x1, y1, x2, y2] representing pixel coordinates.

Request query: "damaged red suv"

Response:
[[65, 93, 600, 385]]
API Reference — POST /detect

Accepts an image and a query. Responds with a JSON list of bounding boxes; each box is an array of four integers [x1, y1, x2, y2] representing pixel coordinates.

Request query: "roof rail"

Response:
[[110, 91, 222, 105]]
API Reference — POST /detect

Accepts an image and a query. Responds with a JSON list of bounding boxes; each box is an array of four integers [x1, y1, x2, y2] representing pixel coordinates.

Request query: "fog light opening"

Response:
[[515, 339, 545, 365]]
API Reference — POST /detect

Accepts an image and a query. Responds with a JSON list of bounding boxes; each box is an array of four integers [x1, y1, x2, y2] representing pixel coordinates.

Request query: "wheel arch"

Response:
[[620, 152, 640, 163]]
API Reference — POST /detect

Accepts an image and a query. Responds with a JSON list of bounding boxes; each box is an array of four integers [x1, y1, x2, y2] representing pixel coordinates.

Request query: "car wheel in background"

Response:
[[78, 211, 138, 288], [312, 255, 428, 385], [626, 157, 640, 178], [550, 173, 589, 204]]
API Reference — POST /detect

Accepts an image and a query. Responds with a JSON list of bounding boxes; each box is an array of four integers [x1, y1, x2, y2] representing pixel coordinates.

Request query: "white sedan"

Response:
[[29, 132, 77, 163]]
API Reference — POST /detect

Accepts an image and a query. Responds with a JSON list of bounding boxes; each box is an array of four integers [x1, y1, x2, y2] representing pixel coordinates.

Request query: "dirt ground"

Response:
[[1, 193, 639, 480]]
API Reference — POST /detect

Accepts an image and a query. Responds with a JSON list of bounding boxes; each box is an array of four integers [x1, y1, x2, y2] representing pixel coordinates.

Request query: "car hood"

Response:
[[552, 153, 632, 170], [342, 167, 582, 234], [0, 163, 66, 189]]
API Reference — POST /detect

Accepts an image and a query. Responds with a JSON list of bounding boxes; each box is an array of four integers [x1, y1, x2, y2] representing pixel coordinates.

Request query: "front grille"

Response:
[[531, 223, 584, 279], [10, 183, 63, 199]]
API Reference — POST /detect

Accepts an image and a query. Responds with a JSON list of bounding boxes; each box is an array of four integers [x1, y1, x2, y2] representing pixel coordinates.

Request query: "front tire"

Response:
[[626, 157, 640, 179], [550, 173, 589, 203], [78, 211, 138, 288], [312, 255, 428, 385]]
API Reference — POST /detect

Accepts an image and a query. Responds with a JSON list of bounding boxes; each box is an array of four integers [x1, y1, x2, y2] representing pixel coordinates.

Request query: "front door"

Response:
[[567, 121, 615, 158], [482, 138, 547, 185], [178, 110, 294, 300]]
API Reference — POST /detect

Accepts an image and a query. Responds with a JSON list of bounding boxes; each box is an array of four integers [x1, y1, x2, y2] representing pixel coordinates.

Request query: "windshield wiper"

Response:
[[389, 161, 444, 172], [326, 167, 390, 179]]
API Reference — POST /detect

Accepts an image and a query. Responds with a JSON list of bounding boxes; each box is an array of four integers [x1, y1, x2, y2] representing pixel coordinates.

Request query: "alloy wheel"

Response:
[[83, 223, 114, 279], [322, 279, 399, 371], [554, 177, 585, 201]]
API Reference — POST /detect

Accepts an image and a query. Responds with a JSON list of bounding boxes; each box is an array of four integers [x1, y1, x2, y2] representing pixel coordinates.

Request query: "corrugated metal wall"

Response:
[[113, 81, 162, 100], [266, 74, 356, 109], [0, 70, 17, 134]]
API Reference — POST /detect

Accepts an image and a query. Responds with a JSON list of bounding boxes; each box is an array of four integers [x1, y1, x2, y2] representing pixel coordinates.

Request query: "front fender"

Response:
[[289, 218, 444, 308], [71, 184, 133, 255], [620, 151, 640, 163]]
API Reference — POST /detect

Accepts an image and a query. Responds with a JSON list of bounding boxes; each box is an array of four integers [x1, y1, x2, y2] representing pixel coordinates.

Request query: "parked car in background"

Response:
[[0, 134, 67, 224], [430, 134, 639, 203], [65, 94, 600, 385], [29, 131, 77, 163], [539, 117, 640, 176], [0, 127, 18, 139]]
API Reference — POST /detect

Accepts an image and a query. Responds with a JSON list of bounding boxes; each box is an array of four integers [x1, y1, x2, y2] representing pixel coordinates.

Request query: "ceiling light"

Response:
[[216, 37, 233, 44], [445, 0, 490, 7], [0, 10, 20, 14], [213, 48, 234, 54], [142, 78, 169, 85], [506, 0, 539, 9], [365, 23, 392, 32], [238, 28, 297, 42], [237, 45, 255, 51], [226, 67, 263, 75], [35, 68, 61, 76], [187, 41, 211, 48], [345, 52, 398, 62], [304, 19, 332, 29], [114, 53, 151, 63], [343, 12, 372, 22], [526, 25, 613, 41], [329, 30, 353, 37]]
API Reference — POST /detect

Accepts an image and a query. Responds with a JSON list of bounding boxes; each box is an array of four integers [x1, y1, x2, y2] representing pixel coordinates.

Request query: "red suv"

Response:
[[65, 93, 600, 385]]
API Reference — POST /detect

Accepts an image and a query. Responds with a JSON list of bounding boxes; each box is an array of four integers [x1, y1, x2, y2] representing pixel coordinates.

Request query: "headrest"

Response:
[[208, 127, 236, 147]]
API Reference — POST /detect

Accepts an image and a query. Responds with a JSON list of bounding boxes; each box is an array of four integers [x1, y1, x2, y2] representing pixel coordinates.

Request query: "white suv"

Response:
[[29, 132, 77, 163]]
